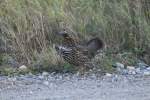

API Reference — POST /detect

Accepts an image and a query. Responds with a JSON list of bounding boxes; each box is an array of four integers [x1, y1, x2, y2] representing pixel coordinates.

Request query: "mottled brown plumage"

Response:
[[55, 30, 104, 68], [57, 30, 78, 47]]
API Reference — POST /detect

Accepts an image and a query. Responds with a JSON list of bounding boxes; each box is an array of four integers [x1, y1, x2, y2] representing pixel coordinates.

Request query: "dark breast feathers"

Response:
[[55, 30, 104, 67]]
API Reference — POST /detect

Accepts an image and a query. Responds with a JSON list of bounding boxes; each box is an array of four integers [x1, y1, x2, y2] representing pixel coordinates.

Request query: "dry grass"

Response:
[[0, 0, 150, 72]]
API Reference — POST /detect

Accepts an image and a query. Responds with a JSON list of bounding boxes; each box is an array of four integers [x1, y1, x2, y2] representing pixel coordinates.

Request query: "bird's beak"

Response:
[[58, 30, 66, 35]]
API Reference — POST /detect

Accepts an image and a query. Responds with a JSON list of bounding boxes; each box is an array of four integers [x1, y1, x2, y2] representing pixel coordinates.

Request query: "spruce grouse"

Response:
[[55, 30, 104, 68]]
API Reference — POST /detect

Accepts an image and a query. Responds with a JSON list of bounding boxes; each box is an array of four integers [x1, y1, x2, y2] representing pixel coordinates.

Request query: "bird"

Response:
[[55, 30, 104, 68]]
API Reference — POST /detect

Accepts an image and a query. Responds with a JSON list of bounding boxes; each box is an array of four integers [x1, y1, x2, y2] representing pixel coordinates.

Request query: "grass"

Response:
[[0, 0, 150, 74]]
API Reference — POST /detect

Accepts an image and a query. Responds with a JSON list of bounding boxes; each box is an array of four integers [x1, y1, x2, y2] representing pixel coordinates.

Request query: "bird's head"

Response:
[[57, 29, 70, 38]]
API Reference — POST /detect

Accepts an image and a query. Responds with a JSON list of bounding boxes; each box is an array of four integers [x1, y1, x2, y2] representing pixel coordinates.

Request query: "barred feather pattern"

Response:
[[56, 30, 104, 68], [55, 46, 90, 66]]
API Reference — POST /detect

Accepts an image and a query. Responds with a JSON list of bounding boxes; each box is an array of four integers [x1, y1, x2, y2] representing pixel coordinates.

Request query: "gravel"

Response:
[[0, 73, 150, 100], [0, 61, 150, 100], [114, 62, 150, 76]]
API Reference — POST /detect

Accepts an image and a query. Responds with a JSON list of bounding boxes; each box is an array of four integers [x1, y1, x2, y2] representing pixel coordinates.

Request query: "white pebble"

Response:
[[143, 71, 150, 76], [116, 62, 124, 68], [42, 72, 49, 76], [131, 71, 136, 75], [29, 91, 33, 94], [135, 68, 141, 74], [19, 65, 27, 71], [43, 81, 49, 85], [146, 67, 150, 70], [127, 66, 135, 70], [105, 73, 112, 77], [38, 75, 44, 79]]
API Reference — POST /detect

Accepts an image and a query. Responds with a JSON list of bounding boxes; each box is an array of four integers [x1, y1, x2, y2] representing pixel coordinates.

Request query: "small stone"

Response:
[[131, 71, 136, 75], [121, 69, 128, 75], [38, 75, 44, 79], [135, 68, 142, 74], [42, 72, 49, 76], [105, 73, 112, 77], [43, 81, 49, 85], [113, 62, 125, 72], [146, 67, 150, 71], [137, 63, 149, 69], [116, 62, 124, 68], [12, 77, 17, 81], [128, 70, 132, 75], [143, 71, 150, 76], [127, 66, 135, 70], [57, 75, 63, 80], [29, 91, 33, 94], [8, 77, 17, 81], [19, 65, 27, 71], [112, 75, 118, 82]]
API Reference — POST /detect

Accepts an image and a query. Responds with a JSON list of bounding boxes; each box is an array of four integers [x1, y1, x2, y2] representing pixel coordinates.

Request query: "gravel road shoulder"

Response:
[[0, 74, 150, 100]]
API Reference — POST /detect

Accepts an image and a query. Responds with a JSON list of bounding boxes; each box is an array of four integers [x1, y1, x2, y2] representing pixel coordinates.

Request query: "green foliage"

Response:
[[94, 51, 138, 73], [0, 67, 16, 76], [97, 55, 116, 73], [0, 0, 150, 74], [0, 66, 30, 76], [63, 63, 75, 73]]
